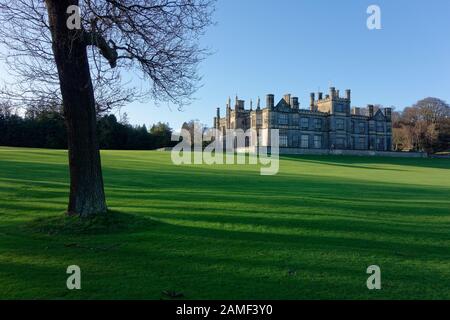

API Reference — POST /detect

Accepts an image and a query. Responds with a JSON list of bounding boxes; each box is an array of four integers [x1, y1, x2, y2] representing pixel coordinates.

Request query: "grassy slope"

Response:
[[0, 146, 449, 299]]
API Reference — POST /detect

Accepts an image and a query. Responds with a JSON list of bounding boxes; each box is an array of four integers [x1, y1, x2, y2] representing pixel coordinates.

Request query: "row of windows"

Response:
[[279, 135, 322, 149], [255, 114, 387, 134], [369, 123, 387, 132], [278, 135, 389, 150], [274, 115, 323, 129], [339, 120, 387, 134]]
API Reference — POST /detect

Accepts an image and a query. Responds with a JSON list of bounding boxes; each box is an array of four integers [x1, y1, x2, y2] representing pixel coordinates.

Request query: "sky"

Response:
[[2, 0, 450, 129]]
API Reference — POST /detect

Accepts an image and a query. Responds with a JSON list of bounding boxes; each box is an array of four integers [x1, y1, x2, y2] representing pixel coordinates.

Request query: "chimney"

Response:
[[336, 90, 340, 98], [345, 89, 351, 100], [385, 107, 392, 120], [291, 97, 299, 110], [310, 93, 315, 109], [352, 107, 360, 115], [318, 92, 323, 100], [283, 94, 291, 106], [368, 104, 374, 117], [266, 94, 274, 109]]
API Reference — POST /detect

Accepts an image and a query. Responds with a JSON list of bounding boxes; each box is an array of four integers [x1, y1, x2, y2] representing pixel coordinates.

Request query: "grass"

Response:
[[0, 146, 449, 300]]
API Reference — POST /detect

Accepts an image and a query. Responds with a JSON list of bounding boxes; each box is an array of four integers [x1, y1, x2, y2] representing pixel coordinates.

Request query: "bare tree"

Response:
[[0, 0, 215, 217], [396, 98, 449, 153], [392, 124, 412, 151]]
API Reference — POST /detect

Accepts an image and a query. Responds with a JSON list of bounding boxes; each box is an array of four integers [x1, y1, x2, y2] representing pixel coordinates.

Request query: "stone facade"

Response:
[[213, 87, 392, 151]]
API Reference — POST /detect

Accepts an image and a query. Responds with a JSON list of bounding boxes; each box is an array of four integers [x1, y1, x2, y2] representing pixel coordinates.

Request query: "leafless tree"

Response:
[[395, 98, 449, 153], [392, 125, 411, 151], [0, 0, 215, 217]]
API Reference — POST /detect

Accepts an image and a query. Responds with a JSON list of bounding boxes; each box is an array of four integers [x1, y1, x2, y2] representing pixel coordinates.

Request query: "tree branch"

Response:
[[83, 31, 118, 68]]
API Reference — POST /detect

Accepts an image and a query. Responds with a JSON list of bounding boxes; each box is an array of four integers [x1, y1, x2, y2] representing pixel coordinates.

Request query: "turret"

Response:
[[345, 89, 351, 100], [266, 94, 274, 109], [226, 98, 231, 128], [330, 87, 336, 99], [368, 104, 374, 118], [291, 97, 299, 110], [310, 93, 315, 111], [237, 100, 245, 110], [215, 107, 220, 129]]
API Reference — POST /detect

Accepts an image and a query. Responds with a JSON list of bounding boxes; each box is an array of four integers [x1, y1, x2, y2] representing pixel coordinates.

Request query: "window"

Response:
[[314, 119, 322, 130], [313, 135, 322, 149], [279, 113, 288, 125], [377, 122, 384, 132], [336, 119, 345, 130], [377, 137, 385, 150], [301, 135, 309, 148], [279, 135, 288, 147], [336, 138, 345, 149], [335, 104, 343, 113], [369, 137, 375, 149], [358, 137, 365, 150], [358, 122, 365, 134], [301, 118, 309, 130], [256, 115, 262, 126]]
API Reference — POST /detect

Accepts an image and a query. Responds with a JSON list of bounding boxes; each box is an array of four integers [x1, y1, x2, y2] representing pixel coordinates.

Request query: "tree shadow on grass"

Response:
[[281, 155, 450, 170], [3, 215, 450, 299], [25, 210, 161, 236]]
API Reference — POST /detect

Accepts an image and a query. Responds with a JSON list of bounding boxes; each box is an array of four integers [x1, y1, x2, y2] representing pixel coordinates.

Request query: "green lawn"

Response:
[[0, 146, 449, 299]]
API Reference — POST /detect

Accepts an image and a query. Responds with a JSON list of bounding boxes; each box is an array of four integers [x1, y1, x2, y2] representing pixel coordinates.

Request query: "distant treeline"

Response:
[[0, 108, 175, 150], [392, 98, 450, 154]]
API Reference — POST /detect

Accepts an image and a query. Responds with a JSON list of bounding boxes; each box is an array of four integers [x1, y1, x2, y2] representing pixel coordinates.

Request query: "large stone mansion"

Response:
[[213, 87, 392, 152]]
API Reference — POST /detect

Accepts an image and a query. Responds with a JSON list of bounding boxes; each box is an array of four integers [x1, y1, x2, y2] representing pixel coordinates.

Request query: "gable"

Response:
[[373, 109, 386, 121], [275, 99, 291, 112]]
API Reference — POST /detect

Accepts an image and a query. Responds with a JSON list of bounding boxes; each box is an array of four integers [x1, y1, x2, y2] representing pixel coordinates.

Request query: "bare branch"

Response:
[[0, 0, 216, 109]]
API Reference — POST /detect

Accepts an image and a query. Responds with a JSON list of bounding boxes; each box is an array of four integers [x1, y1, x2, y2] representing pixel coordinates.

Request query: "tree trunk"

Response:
[[46, 0, 107, 217]]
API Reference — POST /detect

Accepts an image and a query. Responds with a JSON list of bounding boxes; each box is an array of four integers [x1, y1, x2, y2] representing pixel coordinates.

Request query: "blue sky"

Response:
[[133, 0, 448, 130], [3, 0, 450, 129]]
